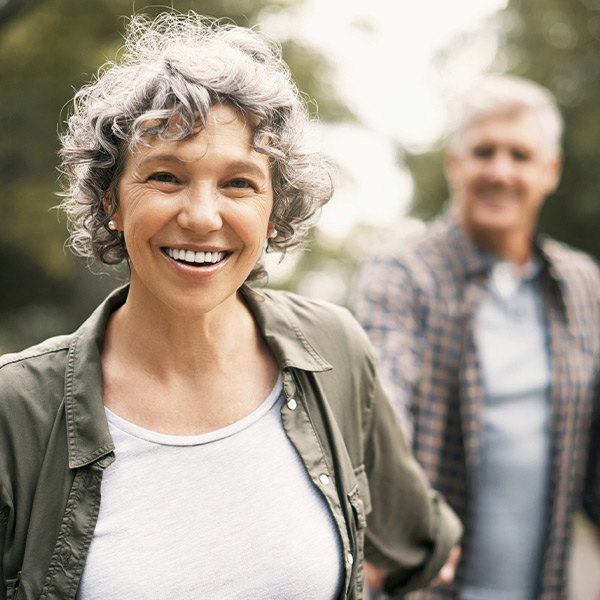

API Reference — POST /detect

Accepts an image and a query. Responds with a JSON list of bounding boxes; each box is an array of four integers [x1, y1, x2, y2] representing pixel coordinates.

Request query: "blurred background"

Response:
[[3, 0, 600, 350], [0, 0, 599, 595]]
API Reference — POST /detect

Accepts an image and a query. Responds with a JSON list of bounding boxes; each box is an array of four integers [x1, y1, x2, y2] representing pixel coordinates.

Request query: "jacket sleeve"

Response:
[[0, 509, 5, 600], [363, 366, 463, 595], [350, 253, 427, 441]]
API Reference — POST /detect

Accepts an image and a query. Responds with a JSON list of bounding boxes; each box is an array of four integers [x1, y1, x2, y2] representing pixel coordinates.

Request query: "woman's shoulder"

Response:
[[259, 287, 359, 327], [1, 333, 72, 367], [0, 336, 74, 470], [250, 287, 374, 362], [0, 334, 73, 398], [262, 287, 351, 317]]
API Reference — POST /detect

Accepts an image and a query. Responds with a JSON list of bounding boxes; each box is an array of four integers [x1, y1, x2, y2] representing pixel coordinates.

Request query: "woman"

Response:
[[0, 12, 461, 599]]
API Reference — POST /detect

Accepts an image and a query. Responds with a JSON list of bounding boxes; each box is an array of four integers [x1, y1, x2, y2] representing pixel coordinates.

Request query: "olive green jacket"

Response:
[[0, 285, 461, 599]]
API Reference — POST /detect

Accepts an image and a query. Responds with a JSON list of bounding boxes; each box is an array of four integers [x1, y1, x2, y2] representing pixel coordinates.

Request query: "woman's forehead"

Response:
[[126, 106, 269, 171]]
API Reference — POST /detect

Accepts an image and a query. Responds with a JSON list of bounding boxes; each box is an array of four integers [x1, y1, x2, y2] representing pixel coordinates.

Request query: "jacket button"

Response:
[[287, 398, 297, 410], [319, 473, 330, 485]]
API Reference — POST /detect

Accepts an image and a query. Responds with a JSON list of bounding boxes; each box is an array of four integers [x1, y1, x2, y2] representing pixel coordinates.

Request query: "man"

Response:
[[352, 75, 600, 600]]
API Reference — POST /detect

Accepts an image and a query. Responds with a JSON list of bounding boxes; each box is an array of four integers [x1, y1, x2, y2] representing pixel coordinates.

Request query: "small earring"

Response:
[[108, 220, 117, 231], [269, 229, 278, 239]]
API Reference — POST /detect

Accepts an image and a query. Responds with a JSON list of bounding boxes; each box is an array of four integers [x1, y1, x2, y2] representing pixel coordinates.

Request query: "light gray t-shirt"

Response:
[[462, 259, 551, 600], [76, 376, 343, 599]]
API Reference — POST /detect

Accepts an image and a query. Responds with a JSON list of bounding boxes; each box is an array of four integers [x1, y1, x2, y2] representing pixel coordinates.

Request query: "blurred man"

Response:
[[352, 75, 600, 600]]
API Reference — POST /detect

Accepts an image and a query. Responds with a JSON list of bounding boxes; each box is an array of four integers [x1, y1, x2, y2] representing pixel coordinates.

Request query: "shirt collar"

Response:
[[442, 208, 492, 279], [65, 283, 331, 467], [441, 208, 569, 317], [443, 207, 556, 283]]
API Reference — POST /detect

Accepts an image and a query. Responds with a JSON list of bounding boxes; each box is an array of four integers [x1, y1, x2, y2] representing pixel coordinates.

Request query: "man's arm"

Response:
[[581, 372, 600, 599], [582, 375, 600, 522]]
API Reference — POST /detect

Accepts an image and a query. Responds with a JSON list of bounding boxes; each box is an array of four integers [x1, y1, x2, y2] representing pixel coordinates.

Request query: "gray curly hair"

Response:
[[449, 74, 563, 159], [59, 12, 333, 281]]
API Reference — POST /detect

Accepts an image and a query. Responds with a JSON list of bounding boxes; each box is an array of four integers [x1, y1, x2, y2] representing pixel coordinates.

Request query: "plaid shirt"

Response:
[[352, 210, 600, 600]]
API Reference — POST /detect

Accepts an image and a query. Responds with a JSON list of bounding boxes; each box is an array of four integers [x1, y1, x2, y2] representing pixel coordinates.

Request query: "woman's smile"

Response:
[[161, 246, 232, 278], [163, 248, 228, 266], [112, 103, 274, 317]]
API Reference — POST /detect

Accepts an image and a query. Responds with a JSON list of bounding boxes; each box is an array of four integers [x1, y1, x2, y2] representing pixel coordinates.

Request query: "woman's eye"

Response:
[[228, 178, 255, 190], [149, 172, 178, 184]]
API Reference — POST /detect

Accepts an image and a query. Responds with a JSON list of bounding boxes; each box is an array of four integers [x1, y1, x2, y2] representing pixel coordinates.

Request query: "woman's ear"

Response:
[[102, 192, 113, 217], [267, 222, 278, 239], [102, 192, 121, 229]]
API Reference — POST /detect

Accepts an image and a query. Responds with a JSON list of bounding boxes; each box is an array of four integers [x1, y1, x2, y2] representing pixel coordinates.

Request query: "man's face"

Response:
[[446, 109, 562, 247]]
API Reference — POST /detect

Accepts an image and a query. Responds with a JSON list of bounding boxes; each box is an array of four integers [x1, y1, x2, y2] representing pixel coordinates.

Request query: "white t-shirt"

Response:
[[76, 376, 343, 599]]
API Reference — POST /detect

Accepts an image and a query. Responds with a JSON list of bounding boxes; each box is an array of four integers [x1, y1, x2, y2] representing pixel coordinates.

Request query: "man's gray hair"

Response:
[[59, 12, 333, 281], [448, 74, 563, 158]]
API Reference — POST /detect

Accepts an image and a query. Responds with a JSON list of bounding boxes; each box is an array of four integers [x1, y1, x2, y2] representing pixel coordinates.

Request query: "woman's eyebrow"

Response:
[[225, 160, 270, 177], [137, 154, 270, 177], [136, 153, 184, 167]]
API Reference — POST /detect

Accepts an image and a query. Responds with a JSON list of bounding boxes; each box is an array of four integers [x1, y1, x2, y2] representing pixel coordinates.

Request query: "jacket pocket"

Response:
[[348, 464, 371, 528]]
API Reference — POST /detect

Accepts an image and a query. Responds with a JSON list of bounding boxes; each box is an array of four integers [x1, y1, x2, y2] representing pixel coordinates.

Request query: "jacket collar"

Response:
[[65, 285, 127, 468], [65, 284, 331, 468], [240, 285, 332, 372]]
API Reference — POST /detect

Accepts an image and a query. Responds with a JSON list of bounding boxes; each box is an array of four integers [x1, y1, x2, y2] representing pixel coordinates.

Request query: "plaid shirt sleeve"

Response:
[[583, 376, 600, 524], [350, 252, 427, 441]]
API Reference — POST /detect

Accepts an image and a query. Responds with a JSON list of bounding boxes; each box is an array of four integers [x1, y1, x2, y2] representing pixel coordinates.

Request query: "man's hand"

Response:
[[363, 545, 461, 593], [432, 546, 461, 586], [363, 561, 387, 591]]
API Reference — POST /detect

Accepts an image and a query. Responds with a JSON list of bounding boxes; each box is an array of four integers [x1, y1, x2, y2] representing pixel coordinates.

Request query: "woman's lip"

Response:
[[161, 247, 231, 274], [162, 247, 229, 264], [162, 244, 229, 252]]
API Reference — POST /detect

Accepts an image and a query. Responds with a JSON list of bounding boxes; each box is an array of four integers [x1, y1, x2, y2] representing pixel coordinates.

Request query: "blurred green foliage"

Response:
[[7, 0, 600, 354], [407, 0, 600, 257], [0, 0, 351, 352]]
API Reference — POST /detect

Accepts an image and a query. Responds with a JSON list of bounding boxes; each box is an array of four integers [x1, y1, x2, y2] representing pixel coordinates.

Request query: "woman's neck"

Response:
[[103, 286, 256, 379], [100, 285, 279, 434]]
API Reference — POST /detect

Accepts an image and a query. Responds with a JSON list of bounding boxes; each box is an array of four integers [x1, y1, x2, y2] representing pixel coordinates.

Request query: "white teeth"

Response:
[[165, 248, 224, 264]]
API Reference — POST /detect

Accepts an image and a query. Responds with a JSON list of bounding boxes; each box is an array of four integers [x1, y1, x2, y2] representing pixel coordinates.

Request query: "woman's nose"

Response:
[[176, 185, 223, 233]]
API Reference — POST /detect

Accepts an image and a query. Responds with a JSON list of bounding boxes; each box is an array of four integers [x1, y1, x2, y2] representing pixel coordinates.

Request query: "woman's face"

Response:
[[112, 104, 274, 318]]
